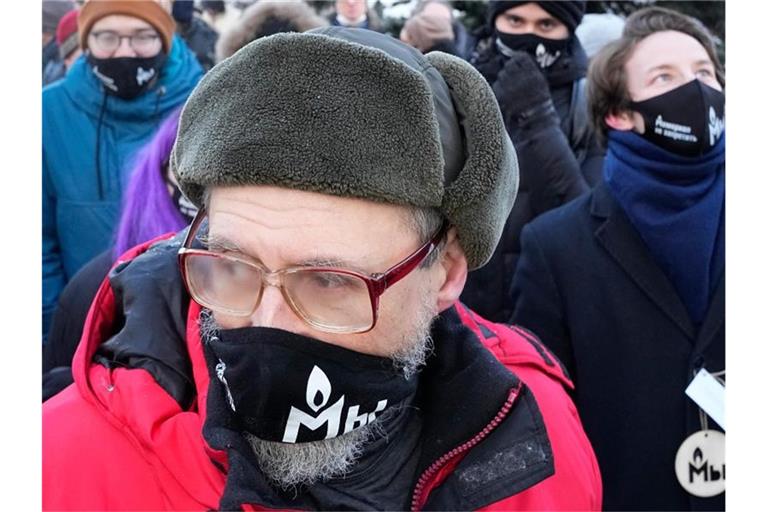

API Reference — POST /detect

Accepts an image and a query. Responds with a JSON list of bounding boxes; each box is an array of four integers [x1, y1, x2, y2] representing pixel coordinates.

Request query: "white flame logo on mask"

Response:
[[708, 106, 724, 146], [535, 43, 561, 69], [306, 365, 333, 412], [282, 365, 388, 443]]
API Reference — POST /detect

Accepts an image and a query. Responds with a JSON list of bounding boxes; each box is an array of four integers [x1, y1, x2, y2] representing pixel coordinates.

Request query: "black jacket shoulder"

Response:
[[461, 43, 590, 323]]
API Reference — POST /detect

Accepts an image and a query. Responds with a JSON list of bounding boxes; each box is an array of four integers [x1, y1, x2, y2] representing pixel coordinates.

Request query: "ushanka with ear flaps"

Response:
[[171, 27, 518, 269]]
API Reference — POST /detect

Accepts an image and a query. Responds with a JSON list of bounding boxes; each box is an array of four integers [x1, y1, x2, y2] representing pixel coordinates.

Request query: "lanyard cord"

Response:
[[95, 91, 108, 200]]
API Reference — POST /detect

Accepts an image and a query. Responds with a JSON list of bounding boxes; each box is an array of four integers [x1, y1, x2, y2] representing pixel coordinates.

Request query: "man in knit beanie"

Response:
[[77, 0, 178, 96], [42, 0, 202, 342], [461, 0, 602, 324], [43, 27, 601, 510]]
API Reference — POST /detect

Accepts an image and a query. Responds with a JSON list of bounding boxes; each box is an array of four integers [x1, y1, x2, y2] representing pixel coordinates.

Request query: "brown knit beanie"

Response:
[[78, 0, 176, 53]]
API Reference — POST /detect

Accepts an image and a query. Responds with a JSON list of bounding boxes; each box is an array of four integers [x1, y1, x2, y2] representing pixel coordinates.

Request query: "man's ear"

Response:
[[605, 110, 636, 131], [435, 227, 468, 313]]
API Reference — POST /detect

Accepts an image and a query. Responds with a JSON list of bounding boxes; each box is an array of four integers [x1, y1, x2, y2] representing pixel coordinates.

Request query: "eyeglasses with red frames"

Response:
[[178, 209, 448, 334]]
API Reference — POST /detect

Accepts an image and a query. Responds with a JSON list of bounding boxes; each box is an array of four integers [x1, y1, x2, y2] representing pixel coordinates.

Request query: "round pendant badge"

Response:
[[674, 430, 725, 497]]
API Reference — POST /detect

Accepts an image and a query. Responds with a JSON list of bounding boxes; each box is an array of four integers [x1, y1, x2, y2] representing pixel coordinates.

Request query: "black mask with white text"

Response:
[[629, 79, 725, 157], [496, 32, 570, 69], [206, 326, 418, 444], [87, 52, 166, 100]]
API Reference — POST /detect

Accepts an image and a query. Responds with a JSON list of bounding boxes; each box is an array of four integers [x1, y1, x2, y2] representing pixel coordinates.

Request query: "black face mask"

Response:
[[629, 79, 725, 157], [87, 52, 166, 100], [206, 326, 419, 444], [172, 187, 198, 223], [162, 166, 198, 223], [496, 32, 570, 69]]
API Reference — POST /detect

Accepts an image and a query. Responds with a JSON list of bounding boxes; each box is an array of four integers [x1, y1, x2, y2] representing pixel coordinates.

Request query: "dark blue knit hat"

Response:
[[487, 1, 586, 34]]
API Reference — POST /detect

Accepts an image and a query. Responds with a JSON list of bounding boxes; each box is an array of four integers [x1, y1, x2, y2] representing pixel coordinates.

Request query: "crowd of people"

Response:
[[41, 1, 725, 511]]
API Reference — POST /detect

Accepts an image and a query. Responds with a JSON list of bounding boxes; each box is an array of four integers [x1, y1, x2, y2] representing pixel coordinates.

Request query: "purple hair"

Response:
[[113, 108, 187, 260]]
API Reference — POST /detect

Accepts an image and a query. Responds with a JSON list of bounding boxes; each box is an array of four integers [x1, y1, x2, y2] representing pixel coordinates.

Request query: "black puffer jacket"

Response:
[[461, 40, 594, 323]]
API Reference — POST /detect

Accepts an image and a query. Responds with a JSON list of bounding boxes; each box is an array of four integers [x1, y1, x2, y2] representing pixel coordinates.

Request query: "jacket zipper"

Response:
[[410, 384, 522, 511]]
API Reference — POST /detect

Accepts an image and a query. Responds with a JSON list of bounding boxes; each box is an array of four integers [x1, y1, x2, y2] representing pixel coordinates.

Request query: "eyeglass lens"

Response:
[[184, 254, 375, 332], [91, 31, 160, 55]]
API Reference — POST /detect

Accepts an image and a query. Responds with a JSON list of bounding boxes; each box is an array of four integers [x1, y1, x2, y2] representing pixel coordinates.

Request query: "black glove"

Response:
[[473, 46, 506, 85], [492, 50, 554, 117]]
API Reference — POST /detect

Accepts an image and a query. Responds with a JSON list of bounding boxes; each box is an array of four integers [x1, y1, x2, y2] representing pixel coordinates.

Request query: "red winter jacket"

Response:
[[43, 236, 601, 510]]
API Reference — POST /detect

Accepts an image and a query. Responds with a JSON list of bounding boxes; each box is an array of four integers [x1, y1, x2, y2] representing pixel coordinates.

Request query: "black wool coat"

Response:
[[460, 41, 596, 324], [510, 184, 725, 512]]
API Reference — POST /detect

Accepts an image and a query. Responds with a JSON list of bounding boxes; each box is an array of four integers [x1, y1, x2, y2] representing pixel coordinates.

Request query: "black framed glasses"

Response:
[[178, 209, 448, 334]]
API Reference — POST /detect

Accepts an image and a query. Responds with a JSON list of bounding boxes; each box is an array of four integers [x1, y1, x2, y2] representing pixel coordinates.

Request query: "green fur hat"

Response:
[[172, 27, 518, 269]]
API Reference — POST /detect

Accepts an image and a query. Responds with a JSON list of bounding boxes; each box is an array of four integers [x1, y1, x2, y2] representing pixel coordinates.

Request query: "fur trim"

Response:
[[173, 30, 518, 270], [427, 51, 519, 268], [215, 0, 328, 61]]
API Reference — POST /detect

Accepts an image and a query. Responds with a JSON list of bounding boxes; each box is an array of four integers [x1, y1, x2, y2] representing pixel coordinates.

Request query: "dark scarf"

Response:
[[604, 130, 725, 325]]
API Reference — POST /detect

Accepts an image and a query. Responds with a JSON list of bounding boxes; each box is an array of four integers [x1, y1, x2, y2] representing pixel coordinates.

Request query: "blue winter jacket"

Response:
[[42, 35, 203, 339]]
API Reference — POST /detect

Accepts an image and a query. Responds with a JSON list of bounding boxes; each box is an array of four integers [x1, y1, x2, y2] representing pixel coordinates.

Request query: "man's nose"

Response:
[[249, 285, 305, 333], [113, 37, 137, 58]]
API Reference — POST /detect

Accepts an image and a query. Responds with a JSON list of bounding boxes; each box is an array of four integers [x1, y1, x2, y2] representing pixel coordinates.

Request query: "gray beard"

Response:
[[244, 412, 386, 490], [198, 298, 436, 490]]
